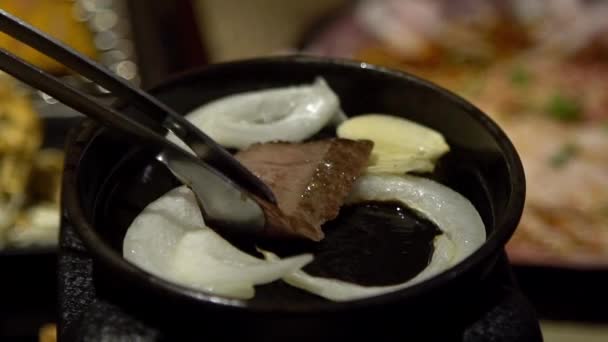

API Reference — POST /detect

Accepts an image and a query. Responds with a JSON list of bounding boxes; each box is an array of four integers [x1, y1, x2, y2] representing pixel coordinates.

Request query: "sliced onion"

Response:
[[123, 186, 313, 299], [263, 174, 485, 301], [170, 77, 342, 150]]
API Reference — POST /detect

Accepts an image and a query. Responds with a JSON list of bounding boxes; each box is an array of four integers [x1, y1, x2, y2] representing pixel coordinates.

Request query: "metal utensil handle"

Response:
[[0, 9, 276, 204], [0, 48, 170, 154], [0, 48, 265, 233]]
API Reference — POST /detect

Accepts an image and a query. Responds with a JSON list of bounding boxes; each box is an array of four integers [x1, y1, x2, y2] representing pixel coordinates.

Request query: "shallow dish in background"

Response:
[[299, 0, 608, 270], [62, 56, 525, 338]]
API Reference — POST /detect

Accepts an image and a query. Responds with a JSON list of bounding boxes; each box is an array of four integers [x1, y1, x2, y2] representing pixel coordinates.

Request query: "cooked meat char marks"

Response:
[[236, 138, 373, 241]]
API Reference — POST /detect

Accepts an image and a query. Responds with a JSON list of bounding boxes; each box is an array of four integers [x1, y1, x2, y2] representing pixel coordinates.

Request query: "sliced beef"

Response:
[[236, 138, 373, 241]]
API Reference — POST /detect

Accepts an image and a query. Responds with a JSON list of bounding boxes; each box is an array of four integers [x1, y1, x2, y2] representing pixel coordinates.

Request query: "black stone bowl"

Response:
[[62, 56, 525, 340]]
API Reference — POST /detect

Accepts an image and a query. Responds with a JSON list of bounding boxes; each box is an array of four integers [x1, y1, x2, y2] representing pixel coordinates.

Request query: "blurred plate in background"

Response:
[[300, 0, 608, 272]]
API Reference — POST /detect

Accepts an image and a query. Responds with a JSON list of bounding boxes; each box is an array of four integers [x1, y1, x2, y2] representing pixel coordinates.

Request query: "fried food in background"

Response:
[[7, 148, 64, 248], [0, 1, 83, 248], [305, 0, 608, 268], [0, 0, 97, 73], [0, 75, 62, 248], [38, 323, 56, 342], [0, 75, 41, 246]]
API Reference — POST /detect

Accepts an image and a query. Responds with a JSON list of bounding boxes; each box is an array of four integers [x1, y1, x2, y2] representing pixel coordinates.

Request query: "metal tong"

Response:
[[0, 9, 275, 235]]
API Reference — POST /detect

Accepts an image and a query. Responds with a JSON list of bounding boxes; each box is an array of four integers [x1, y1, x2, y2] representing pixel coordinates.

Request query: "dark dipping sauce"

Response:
[[101, 151, 442, 292], [259, 201, 442, 287]]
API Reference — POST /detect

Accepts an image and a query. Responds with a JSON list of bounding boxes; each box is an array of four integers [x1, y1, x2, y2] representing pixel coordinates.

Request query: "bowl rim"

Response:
[[63, 54, 526, 314]]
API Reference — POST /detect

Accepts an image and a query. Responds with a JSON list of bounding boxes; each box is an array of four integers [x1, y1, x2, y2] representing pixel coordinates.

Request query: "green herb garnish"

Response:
[[510, 66, 532, 87], [545, 93, 582, 122], [549, 143, 579, 168], [462, 76, 486, 97]]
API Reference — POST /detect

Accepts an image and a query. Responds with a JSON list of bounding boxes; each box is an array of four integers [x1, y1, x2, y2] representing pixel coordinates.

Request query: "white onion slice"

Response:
[[123, 186, 313, 299], [264, 174, 485, 301], [170, 77, 342, 150]]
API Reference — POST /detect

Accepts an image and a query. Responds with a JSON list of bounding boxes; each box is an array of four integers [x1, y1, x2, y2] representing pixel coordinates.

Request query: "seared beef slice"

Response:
[[235, 138, 373, 241]]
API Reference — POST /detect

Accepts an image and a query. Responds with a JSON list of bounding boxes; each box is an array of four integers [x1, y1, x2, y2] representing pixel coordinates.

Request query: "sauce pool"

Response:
[[259, 201, 442, 287]]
